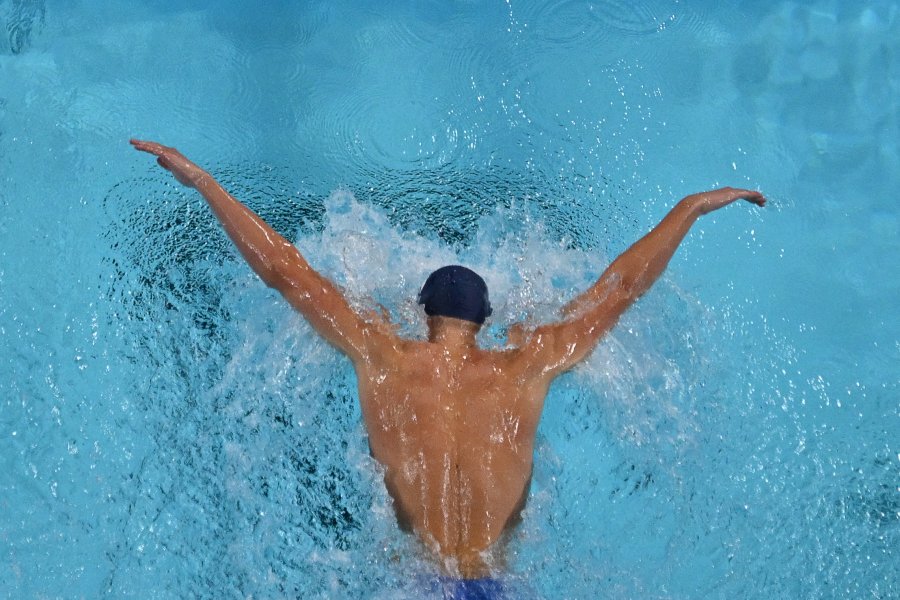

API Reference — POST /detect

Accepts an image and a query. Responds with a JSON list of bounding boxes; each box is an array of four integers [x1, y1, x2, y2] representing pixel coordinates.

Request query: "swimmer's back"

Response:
[[356, 338, 546, 576]]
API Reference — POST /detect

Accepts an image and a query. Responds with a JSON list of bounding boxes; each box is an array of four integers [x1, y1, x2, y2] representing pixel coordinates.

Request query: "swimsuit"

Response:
[[428, 576, 507, 600]]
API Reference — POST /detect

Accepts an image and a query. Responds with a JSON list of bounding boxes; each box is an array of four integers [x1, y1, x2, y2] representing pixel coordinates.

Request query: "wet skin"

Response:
[[359, 319, 547, 575], [131, 138, 765, 578]]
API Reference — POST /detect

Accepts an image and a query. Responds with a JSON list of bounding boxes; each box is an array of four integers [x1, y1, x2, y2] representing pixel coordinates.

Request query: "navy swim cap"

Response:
[[417, 265, 492, 325]]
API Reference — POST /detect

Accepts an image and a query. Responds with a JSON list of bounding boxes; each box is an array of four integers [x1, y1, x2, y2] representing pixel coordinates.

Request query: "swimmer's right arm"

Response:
[[523, 187, 766, 376], [130, 139, 387, 361]]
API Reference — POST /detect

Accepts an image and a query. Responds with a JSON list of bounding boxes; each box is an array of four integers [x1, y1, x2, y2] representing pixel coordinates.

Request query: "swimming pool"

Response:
[[1, 0, 897, 597]]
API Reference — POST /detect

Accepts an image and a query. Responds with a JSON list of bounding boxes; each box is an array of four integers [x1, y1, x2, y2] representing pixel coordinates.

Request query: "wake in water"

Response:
[[104, 177, 882, 599], [237, 187, 713, 596], [310, 186, 709, 449], [101, 177, 714, 597]]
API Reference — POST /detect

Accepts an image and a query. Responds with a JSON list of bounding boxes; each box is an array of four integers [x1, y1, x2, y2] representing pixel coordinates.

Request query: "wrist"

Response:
[[679, 194, 707, 217], [192, 171, 212, 190]]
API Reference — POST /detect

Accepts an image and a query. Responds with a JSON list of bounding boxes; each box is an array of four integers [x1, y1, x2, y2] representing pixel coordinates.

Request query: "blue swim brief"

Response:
[[428, 576, 507, 600]]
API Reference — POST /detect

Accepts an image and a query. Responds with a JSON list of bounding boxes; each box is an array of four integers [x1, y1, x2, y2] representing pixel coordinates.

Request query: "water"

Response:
[[1, 0, 897, 598]]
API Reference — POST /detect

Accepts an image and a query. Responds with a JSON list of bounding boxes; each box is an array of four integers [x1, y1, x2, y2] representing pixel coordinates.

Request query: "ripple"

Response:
[[525, 0, 672, 46], [526, 0, 609, 46], [342, 161, 627, 252], [365, 18, 433, 55], [671, 6, 717, 40], [4, 0, 46, 54], [215, 1, 324, 55], [586, 0, 671, 36], [301, 70, 468, 176], [444, 36, 508, 83], [224, 50, 265, 119]]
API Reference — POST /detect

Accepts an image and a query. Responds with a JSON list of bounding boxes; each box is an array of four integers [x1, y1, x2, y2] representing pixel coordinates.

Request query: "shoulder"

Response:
[[472, 344, 536, 379], [502, 321, 586, 380], [355, 328, 424, 367]]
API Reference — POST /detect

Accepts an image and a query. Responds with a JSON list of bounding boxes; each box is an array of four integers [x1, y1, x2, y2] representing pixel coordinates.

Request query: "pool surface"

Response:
[[1, 1, 897, 598]]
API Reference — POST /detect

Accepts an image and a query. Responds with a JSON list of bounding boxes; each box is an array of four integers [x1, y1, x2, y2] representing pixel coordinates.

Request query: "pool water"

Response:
[[1, 0, 897, 598]]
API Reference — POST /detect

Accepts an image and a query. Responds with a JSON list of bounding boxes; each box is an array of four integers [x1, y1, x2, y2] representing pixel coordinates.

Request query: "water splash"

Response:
[[98, 174, 756, 596]]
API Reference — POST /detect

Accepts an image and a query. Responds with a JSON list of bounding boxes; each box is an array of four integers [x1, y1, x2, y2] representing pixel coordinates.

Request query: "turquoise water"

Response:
[[1, 0, 897, 598]]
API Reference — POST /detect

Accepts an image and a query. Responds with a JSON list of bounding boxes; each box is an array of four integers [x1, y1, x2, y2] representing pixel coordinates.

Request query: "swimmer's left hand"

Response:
[[687, 187, 767, 215], [130, 139, 208, 188]]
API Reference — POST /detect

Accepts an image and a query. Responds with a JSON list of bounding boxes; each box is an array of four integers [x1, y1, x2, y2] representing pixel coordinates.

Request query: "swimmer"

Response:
[[131, 139, 765, 586]]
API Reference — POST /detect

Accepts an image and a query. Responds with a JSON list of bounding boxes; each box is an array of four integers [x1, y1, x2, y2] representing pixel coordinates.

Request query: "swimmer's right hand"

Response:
[[130, 139, 209, 188]]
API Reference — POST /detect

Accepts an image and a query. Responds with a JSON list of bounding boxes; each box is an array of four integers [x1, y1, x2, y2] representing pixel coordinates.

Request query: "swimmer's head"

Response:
[[417, 265, 492, 326]]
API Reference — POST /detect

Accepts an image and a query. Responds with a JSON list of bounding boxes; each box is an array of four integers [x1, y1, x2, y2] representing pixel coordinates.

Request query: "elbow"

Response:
[[257, 254, 293, 290], [260, 269, 283, 290], [617, 273, 639, 296], [624, 277, 649, 302], [605, 256, 646, 299], [610, 270, 642, 302], [252, 240, 306, 288]]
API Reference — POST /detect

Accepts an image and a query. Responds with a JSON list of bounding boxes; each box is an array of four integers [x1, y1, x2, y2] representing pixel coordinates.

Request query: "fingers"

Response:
[[737, 190, 766, 207], [130, 138, 168, 156], [722, 187, 766, 207], [130, 139, 160, 154]]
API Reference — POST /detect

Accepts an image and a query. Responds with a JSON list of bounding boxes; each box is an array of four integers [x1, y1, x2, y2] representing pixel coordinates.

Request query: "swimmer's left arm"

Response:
[[130, 139, 388, 361], [523, 187, 766, 377]]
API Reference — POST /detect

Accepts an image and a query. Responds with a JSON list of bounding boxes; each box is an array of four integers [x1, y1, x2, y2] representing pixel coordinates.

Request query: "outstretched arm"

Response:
[[523, 187, 766, 376], [130, 139, 388, 361]]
